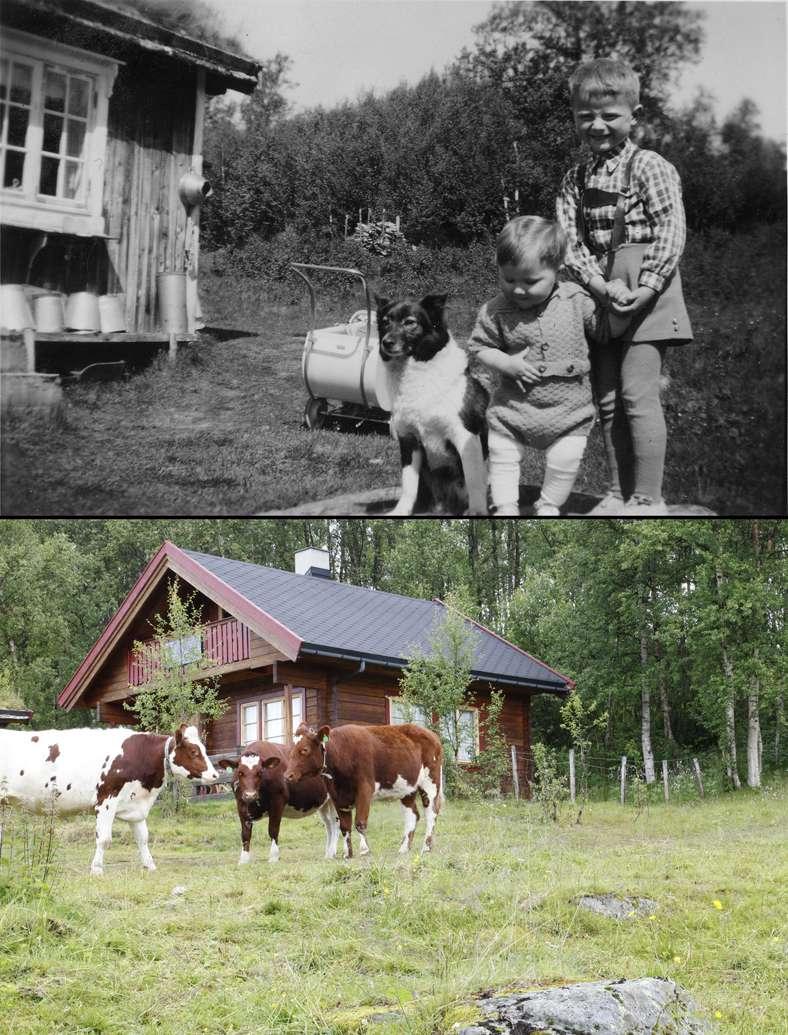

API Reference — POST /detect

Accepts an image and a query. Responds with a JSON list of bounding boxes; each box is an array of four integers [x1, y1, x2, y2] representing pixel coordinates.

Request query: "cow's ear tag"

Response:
[[321, 735, 329, 747]]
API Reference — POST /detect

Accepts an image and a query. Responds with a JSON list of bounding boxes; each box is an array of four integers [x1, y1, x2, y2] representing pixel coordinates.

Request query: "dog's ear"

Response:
[[373, 294, 390, 315], [419, 293, 448, 328]]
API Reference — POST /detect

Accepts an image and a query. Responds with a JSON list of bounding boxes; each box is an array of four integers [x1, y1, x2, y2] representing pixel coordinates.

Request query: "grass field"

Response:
[[1, 224, 784, 515], [2, 783, 786, 1034]]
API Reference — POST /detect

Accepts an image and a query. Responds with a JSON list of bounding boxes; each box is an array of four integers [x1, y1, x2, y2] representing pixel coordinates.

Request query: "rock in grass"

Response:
[[577, 893, 657, 920], [456, 977, 716, 1035]]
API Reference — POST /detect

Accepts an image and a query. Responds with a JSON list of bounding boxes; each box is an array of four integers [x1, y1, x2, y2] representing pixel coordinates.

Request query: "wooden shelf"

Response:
[[33, 331, 197, 344]]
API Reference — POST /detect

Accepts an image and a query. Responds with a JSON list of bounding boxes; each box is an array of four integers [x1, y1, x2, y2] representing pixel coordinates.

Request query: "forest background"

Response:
[[1, 518, 784, 795]]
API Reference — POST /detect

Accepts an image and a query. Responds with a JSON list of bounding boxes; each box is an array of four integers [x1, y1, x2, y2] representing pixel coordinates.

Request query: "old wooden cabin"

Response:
[[57, 541, 574, 794], [0, 0, 258, 376]]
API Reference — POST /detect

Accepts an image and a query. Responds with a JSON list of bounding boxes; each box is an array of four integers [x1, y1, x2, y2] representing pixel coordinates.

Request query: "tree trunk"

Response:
[[776, 694, 784, 764], [640, 628, 656, 784], [653, 640, 676, 747], [747, 673, 762, 788], [721, 645, 741, 790]]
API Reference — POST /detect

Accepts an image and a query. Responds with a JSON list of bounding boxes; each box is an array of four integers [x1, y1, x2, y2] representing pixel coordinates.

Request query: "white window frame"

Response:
[[388, 696, 429, 728], [238, 689, 306, 747], [0, 28, 119, 236], [388, 696, 480, 763]]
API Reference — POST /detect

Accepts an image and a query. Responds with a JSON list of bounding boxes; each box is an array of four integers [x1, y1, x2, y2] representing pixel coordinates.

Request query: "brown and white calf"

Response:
[[283, 722, 443, 858], [217, 740, 338, 864], [0, 723, 218, 875]]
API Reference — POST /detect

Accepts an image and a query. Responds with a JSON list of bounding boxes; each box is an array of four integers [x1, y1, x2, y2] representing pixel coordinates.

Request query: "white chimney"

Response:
[[294, 547, 331, 578]]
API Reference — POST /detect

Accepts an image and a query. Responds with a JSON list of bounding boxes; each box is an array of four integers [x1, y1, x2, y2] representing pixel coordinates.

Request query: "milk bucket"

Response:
[[0, 284, 35, 332], [65, 291, 100, 333], [157, 273, 188, 333], [99, 294, 126, 333], [33, 292, 65, 333], [178, 172, 212, 208]]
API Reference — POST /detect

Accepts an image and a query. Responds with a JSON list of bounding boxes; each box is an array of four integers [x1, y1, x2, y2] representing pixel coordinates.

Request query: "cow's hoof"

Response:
[[90, 867, 103, 876], [238, 852, 251, 865]]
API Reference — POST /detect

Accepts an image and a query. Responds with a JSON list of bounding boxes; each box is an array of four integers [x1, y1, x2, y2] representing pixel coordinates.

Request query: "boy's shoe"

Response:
[[620, 496, 669, 516], [587, 492, 627, 516]]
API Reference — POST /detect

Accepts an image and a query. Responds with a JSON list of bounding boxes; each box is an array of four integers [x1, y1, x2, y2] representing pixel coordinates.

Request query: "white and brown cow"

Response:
[[283, 722, 443, 858], [217, 740, 338, 864], [0, 723, 218, 875]]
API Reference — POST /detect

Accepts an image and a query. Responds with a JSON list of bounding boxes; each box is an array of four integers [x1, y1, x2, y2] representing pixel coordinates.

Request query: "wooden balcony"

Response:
[[128, 617, 251, 687]]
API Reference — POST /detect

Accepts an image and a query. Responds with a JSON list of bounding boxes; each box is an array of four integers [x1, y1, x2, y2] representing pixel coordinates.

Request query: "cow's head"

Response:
[[218, 752, 281, 802], [284, 723, 330, 784], [168, 724, 218, 783]]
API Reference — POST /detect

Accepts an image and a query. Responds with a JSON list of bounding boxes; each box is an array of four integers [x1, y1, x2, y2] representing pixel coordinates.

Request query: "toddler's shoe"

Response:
[[534, 498, 561, 517], [587, 492, 627, 516], [621, 496, 669, 516]]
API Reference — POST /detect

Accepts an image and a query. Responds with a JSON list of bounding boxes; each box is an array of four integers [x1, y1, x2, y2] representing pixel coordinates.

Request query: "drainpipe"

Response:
[[331, 660, 366, 725]]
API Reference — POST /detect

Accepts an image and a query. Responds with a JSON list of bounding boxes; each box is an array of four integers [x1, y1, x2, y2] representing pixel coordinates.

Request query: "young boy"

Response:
[[556, 57, 693, 516], [469, 216, 598, 516]]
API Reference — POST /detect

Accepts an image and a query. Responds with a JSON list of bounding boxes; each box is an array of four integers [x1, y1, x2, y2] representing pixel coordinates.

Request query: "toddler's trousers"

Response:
[[488, 429, 588, 514], [592, 340, 667, 502]]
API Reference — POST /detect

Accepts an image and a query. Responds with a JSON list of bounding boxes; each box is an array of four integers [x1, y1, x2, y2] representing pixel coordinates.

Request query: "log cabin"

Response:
[[57, 541, 574, 794], [0, 0, 259, 374]]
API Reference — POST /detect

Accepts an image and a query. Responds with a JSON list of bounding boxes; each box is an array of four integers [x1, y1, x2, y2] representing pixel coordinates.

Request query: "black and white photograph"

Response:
[[0, 0, 785, 516]]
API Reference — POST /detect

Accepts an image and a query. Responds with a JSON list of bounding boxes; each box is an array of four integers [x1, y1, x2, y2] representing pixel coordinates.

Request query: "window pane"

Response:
[[242, 703, 258, 744], [265, 699, 285, 743], [291, 694, 302, 723], [457, 710, 476, 762], [69, 77, 89, 118], [4, 149, 25, 189], [39, 155, 59, 195], [66, 118, 86, 158], [392, 699, 428, 726], [0, 60, 8, 101], [0, 103, 5, 137], [44, 71, 66, 112], [8, 105, 28, 148], [10, 64, 32, 105], [43, 112, 63, 153], [64, 160, 82, 200]]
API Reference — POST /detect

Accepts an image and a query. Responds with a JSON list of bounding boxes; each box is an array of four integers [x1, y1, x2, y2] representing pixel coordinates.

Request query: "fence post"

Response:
[[568, 748, 576, 804], [510, 744, 520, 800], [620, 755, 627, 805], [662, 759, 670, 802], [692, 757, 705, 797]]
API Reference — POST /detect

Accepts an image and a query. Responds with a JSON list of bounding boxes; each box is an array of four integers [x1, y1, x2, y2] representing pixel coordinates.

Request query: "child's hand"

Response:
[[610, 285, 657, 315], [504, 352, 543, 388], [605, 278, 635, 306]]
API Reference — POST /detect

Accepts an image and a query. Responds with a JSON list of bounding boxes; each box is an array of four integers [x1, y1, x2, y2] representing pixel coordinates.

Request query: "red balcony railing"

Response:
[[128, 617, 251, 687]]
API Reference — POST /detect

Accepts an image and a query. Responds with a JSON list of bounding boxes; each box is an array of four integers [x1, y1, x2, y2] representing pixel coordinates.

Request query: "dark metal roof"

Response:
[[182, 548, 572, 694]]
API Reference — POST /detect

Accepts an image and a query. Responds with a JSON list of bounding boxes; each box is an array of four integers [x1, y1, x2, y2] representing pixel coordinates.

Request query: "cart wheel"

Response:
[[304, 397, 329, 430]]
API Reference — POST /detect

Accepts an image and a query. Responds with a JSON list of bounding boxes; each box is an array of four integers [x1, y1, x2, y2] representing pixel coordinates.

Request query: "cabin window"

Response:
[[163, 634, 202, 668], [389, 697, 479, 762], [238, 688, 305, 747], [0, 29, 118, 236]]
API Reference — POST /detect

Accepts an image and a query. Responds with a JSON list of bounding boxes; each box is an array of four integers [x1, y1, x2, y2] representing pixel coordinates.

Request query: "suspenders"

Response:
[[576, 147, 638, 275]]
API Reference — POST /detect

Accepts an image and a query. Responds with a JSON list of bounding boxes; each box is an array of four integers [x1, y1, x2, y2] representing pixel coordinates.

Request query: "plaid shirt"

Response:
[[556, 137, 687, 293]]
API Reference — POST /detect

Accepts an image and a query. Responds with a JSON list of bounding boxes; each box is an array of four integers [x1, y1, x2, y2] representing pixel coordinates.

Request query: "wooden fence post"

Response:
[[692, 757, 705, 797], [620, 755, 627, 805], [510, 744, 520, 800], [662, 759, 670, 802], [568, 748, 576, 803]]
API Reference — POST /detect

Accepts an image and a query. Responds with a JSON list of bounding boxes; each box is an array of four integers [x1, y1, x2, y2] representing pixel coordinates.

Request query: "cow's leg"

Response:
[[398, 792, 420, 853], [354, 782, 374, 855], [267, 804, 283, 864], [129, 818, 156, 871], [239, 812, 254, 865], [91, 799, 118, 875], [319, 800, 339, 859], [337, 806, 353, 859], [420, 769, 442, 853]]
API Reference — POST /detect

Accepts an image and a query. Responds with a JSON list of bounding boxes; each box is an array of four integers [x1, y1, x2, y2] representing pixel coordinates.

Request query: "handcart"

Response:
[[290, 263, 391, 430]]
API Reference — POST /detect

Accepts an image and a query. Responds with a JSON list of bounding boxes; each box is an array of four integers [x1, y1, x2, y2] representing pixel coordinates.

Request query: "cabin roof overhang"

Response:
[[57, 541, 303, 711], [1, 0, 261, 95]]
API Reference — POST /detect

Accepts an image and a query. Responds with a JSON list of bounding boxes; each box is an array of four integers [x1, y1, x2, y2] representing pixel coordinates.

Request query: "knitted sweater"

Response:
[[469, 281, 598, 450]]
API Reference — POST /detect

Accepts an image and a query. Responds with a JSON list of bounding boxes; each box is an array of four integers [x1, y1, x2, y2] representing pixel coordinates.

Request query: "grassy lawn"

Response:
[[1, 225, 784, 515], [1, 783, 785, 1034]]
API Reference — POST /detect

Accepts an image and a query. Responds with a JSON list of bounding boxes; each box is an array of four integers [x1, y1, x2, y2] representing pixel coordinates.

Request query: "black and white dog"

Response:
[[375, 292, 489, 515]]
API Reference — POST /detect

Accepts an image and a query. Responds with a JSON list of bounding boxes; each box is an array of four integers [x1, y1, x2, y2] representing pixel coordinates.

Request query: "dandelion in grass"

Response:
[[648, 914, 657, 921], [673, 956, 682, 964], [712, 899, 723, 910], [714, 1011, 723, 1020]]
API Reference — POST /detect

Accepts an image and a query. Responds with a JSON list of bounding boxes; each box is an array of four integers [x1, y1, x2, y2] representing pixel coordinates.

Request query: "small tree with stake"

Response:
[[125, 578, 226, 811]]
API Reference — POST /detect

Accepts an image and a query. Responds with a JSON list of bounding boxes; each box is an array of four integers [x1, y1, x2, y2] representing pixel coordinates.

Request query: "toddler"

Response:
[[556, 57, 693, 516], [470, 215, 598, 516]]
